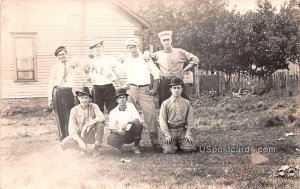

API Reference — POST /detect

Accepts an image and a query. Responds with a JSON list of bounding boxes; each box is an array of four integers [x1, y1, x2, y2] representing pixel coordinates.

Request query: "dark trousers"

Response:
[[92, 84, 117, 113], [158, 77, 188, 107], [107, 123, 143, 148], [52, 87, 75, 140]]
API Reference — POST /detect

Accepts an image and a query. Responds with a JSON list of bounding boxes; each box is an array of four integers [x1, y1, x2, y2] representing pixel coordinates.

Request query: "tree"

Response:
[[241, 0, 300, 77]]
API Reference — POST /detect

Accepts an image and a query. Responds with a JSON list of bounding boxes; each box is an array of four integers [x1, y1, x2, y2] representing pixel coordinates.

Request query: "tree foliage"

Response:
[[137, 0, 300, 77]]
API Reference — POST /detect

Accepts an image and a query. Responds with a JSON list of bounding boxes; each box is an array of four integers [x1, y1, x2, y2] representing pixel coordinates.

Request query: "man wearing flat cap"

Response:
[[107, 88, 143, 154], [48, 46, 78, 140], [159, 77, 197, 153], [88, 37, 122, 113], [147, 31, 199, 107], [61, 87, 106, 155], [119, 38, 162, 150]]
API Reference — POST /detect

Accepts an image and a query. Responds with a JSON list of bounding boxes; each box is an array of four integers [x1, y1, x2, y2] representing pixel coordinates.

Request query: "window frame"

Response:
[[11, 32, 38, 82]]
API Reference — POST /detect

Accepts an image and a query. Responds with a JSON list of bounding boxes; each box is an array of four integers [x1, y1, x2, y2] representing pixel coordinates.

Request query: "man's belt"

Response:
[[129, 84, 148, 87]]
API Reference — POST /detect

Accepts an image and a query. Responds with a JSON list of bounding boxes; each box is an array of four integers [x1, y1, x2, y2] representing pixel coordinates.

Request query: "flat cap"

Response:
[[125, 38, 139, 47], [158, 31, 172, 40], [54, 46, 67, 56], [89, 37, 104, 49]]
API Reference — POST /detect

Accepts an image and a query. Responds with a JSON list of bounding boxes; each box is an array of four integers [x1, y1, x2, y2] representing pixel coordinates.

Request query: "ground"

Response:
[[1, 87, 300, 189]]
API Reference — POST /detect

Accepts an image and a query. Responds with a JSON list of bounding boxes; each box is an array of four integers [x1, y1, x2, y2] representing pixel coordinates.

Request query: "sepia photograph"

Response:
[[0, 0, 299, 188]]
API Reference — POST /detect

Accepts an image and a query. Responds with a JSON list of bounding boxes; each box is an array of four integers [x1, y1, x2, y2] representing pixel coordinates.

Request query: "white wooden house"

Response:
[[0, 0, 150, 99]]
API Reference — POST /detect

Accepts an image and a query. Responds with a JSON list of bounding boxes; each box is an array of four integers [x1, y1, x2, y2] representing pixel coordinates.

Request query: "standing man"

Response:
[[89, 37, 122, 113], [48, 46, 76, 140], [61, 87, 106, 155], [107, 88, 143, 154], [159, 77, 197, 154], [120, 38, 161, 150], [150, 31, 199, 106]]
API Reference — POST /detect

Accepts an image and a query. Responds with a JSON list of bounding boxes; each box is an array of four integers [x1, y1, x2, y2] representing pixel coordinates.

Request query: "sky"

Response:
[[227, 0, 291, 12]]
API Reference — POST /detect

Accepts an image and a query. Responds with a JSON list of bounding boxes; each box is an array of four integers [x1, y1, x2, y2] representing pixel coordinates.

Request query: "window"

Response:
[[12, 33, 37, 81]]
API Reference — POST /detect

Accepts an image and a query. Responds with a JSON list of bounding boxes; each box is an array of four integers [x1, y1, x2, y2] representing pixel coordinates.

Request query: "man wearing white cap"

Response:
[[119, 38, 162, 150], [150, 31, 199, 106], [88, 37, 122, 113]]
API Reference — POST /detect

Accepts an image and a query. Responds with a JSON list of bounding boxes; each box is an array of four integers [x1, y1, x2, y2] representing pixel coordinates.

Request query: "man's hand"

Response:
[[164, 135, 173, 144], [148, 89, 157, 96], [48, 100, 54, 109], [122, 84, 130, 90], [185, 132, 193, 143], [78, 140, 87, 151], [143, 51, 151, 62]]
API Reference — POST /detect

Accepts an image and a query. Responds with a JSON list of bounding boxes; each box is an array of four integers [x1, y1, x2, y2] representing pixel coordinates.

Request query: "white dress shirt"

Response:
[[122, 53, 160, 85], [108, 103, 140, 131]]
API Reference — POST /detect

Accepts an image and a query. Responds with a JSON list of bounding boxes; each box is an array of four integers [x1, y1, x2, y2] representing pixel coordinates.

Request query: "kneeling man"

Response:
[[61, 87, 105, 154], [159, 77, 197, 153], [107, 88, 143, 154]]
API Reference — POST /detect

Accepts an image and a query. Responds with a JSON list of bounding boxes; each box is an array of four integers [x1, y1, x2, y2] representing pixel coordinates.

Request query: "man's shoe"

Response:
[[116, 146, 124, 153], [132, 146, 141, 154]]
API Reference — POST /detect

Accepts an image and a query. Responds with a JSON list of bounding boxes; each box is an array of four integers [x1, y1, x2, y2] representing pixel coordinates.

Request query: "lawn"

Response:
[[1, 88, 299, 189]]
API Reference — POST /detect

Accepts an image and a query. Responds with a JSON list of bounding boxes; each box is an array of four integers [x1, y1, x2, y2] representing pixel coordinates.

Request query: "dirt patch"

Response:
[[1, 88, 300, 188]]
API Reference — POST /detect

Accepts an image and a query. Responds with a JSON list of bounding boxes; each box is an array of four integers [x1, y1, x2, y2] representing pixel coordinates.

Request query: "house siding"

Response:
[[0, 0, 143, 99]]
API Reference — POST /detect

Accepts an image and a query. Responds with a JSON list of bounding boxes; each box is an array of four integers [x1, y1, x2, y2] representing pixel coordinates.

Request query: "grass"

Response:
[[0, 87, 299, 189]]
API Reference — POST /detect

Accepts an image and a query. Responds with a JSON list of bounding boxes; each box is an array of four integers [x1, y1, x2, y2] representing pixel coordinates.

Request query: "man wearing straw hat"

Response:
[[88, 37, 122, 113]]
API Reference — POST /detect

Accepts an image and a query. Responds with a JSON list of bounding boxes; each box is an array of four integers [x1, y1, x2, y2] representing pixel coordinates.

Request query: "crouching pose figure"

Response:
[[61, 87, 105, 155], [159, 77, 197, 153], [107, 88, 143, 154]]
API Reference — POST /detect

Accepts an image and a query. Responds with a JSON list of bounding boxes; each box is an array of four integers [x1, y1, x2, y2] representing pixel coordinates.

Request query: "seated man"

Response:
[[61, 87, 106, 155], [159, 77, 197, 154], [107, 88, 143, 154]]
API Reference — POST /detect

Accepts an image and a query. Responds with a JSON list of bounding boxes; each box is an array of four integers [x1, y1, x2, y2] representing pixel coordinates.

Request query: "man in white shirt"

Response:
[[120, 38, 161, 150], [48, 46, 77, 140], [107, 88, 143, 154], [89, 37, 122, 113]]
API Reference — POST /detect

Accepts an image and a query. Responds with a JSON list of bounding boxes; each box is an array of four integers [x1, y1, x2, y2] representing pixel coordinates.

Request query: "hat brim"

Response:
[[115, 93, 129, 99], [169, 82, 185, 86], [89, 41, 104, 49], [75, 91, 92, 97]]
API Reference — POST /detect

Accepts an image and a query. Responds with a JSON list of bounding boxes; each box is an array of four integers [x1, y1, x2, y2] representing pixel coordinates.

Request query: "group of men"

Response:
[[48, 31, 200, 155]]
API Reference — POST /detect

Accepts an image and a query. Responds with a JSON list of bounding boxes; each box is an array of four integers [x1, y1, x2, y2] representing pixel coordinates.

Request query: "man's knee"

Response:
[[162, 144, 177, 154], [107, 134, 122, 148], [180, 142, 196, 152]]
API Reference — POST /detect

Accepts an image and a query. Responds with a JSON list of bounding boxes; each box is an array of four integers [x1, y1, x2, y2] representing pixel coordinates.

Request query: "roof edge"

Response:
[[115, 1, 151, 29]]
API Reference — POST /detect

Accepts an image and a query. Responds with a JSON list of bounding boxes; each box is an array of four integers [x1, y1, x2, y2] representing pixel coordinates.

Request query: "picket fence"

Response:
[[188, 64, 300, 96]]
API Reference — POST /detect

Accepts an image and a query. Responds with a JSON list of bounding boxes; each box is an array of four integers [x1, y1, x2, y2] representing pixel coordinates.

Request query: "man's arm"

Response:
[[185, 102, 195, 142], [147, 59, 160, 95], [48, 66, 56, 108], [180, 49, 199, 79], [159, 102, 171, 138]]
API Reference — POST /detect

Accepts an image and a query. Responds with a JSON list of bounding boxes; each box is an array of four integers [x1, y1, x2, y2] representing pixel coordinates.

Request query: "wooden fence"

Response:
[[189, 64, 300, 95]]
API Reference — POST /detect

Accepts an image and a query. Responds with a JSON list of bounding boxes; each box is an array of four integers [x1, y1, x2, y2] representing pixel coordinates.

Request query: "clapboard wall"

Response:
[[0, 0, 148, 99]]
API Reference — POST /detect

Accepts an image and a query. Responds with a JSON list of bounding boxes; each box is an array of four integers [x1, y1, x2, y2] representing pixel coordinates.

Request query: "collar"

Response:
[[170, 96, 182, 103], [80, 103, 90, 110], [164, 47, 173, 53]]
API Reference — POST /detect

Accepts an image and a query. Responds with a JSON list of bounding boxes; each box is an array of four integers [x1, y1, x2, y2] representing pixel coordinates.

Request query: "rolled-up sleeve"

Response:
[[159, 101, 171, 138], [182, 49, 199, 66], [148, 59, 160, 80]]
